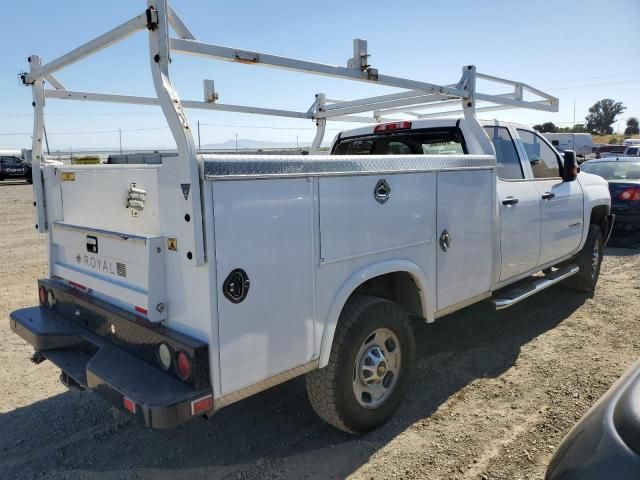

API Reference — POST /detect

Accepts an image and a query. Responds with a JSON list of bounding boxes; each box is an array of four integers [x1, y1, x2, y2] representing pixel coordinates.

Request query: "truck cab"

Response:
[[332, 119, 611, 286]]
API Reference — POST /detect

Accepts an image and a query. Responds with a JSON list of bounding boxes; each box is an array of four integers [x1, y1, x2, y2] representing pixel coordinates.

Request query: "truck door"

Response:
[[485, 126, 541, 281], [436, 170, 493, 310], [516, 129, 584, 266], [211, 179, 316, 396]]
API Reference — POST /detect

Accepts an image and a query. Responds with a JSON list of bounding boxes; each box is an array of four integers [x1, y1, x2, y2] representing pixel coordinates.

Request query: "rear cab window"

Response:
[[332, 127, 467, 156]]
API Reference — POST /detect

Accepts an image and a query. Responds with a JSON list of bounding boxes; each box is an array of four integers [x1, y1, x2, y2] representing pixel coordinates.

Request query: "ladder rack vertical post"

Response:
[[29, 55, 47, 233], [461, 65, 495, 157], [310, 93, 326, 154], [147, 0, 205, 266]]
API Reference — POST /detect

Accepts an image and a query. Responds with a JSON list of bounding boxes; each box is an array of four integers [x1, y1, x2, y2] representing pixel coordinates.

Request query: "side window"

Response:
[[517, 129, 561, 179], [484, 126, 524, 180]]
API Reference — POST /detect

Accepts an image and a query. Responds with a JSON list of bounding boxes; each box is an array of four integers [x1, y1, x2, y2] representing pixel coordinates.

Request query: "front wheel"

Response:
[[565, 224, 603, 293], [306, 295, 415, 434]]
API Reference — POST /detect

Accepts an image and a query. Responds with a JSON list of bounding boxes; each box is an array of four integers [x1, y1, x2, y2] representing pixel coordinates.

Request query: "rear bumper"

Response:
[[10, 282, 213, 429], [612, 209, 640, 228]]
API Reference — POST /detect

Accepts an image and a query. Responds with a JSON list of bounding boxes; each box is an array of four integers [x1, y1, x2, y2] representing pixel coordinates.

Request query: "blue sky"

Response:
[[1, 0, 639, 151]]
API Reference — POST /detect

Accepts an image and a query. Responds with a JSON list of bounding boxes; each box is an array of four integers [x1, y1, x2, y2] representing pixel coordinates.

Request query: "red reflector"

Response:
[[38, 285, 47, 306], [374, 121, 412, 133], [135, 306, 148, 315], [123, 396, 136, 414], [175, 351, 192, 380], [191, 394, 214, 416], [68, 281, 88, 291]]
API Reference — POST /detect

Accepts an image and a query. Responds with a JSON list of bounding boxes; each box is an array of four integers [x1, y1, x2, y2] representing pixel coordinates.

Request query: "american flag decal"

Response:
[[116, 262, 127, 278]]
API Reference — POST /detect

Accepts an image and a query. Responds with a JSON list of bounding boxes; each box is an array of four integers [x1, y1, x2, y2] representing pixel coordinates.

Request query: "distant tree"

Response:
[[533, 122, 558, 133], [571, 123, 587, 133], [625, 117, 639, 135], [608, 137, 619, 144], [585, 99, 626, 134]]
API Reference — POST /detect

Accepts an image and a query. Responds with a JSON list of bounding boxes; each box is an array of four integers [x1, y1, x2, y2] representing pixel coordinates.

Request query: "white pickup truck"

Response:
[[11, 1, 614, 434]]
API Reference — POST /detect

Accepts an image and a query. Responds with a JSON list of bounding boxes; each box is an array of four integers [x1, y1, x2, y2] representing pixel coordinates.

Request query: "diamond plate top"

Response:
[[202, 154, 495, 180]]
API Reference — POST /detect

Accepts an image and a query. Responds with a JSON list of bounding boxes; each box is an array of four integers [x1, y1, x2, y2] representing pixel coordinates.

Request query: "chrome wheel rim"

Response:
[[352, 328, 401, 409], [591, 241, 600, 279]]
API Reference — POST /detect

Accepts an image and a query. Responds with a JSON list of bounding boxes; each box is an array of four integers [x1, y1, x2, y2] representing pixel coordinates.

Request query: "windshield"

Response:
[[581, 161, 640, 180]]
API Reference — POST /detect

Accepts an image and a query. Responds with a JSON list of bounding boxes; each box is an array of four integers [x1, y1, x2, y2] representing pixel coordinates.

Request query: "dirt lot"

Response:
[[1, 182, 639, 480]]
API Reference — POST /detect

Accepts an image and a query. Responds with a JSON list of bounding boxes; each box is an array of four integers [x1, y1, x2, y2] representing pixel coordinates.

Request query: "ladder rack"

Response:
[[22, 0, 559, 264]]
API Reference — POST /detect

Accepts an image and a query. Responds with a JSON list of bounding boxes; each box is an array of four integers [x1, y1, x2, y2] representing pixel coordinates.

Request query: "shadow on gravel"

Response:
[[0, 286, 589, 479], [605, 245, 640, 256]]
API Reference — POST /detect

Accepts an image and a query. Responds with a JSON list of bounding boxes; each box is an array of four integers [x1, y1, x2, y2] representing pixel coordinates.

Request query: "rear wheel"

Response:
[[306, 295, 415, 434], [566, 224, 603, 293]]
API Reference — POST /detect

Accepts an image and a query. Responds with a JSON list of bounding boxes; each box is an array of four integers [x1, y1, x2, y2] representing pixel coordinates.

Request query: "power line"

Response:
[[547, 80, 640, 91], [535, 71, 640, 86]]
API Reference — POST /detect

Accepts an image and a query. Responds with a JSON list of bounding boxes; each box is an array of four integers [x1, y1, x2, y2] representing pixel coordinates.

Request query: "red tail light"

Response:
[[135, 306, 148, 315], [374, 121, 412, 133], [175, 351, 192, 380], [38, 285, 47, 306], [618, 187, 640, 201]]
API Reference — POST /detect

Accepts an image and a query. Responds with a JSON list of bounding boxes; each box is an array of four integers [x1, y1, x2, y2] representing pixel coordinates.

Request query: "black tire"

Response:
[[565, 224, 603, 293], [306, 294, 415, 434]]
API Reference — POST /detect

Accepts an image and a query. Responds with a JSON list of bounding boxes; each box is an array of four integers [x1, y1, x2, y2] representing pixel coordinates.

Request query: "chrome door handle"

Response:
[[502, 196, 519, 206], [541, 192, 555, 200], [439, 229, 452, 252]]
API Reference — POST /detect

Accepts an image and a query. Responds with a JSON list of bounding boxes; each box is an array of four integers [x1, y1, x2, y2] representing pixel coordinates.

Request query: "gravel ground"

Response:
[[1, 182, 639, 480]]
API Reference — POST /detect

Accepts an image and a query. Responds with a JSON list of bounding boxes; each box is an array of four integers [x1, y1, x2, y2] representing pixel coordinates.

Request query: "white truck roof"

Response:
[[337, 118, 533, 140]]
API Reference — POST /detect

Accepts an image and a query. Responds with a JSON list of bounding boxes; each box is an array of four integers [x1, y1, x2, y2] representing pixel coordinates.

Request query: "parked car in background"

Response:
[[622, 138, 640, 146], [543, 133, 592, 157], [0, 155, 32, 183], [595, 145, 627, 159], [546, 359, 640, 479], [622, 145, 640, 157], [580, 157, 640, 239]]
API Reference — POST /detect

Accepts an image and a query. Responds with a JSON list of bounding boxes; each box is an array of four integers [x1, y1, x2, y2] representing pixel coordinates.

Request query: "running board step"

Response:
[[493, 264, 580, 310]]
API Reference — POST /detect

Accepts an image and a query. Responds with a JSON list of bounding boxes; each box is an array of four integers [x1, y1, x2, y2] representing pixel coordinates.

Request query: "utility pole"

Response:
[[235, 132, 238, 152], [296, 135, 299, 151], [197, 120, 201, 151], [572, 100, 576, 150], [43, 123, 50, 155], [119, 128, 122, 154]]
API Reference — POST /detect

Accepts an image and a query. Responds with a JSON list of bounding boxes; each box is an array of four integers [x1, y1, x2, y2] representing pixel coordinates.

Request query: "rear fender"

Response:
[[318, 260, 430, 368]]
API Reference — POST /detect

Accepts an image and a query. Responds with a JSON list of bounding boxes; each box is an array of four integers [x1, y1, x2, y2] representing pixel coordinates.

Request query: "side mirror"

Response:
[[563, 150, 578, 182]]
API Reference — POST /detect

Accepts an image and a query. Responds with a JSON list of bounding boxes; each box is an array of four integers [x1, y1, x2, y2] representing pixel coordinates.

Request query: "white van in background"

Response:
[[543, 133, 592, 157]]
